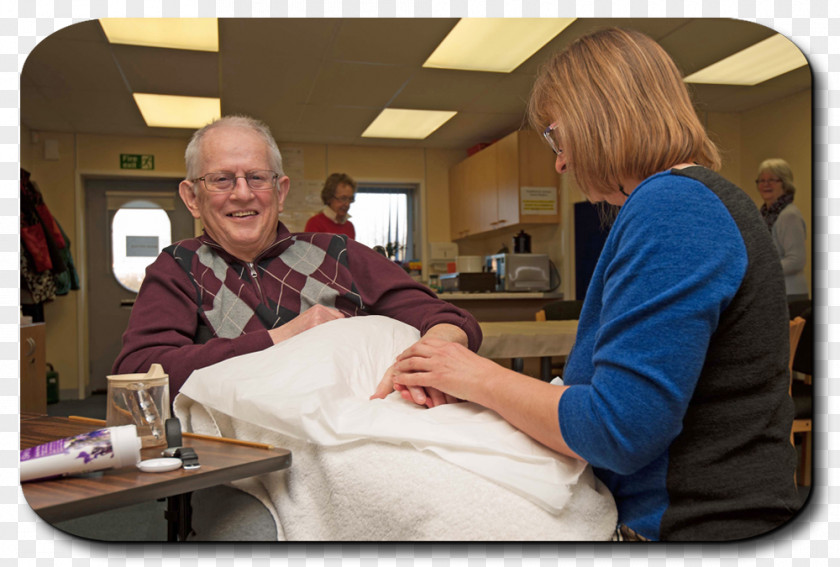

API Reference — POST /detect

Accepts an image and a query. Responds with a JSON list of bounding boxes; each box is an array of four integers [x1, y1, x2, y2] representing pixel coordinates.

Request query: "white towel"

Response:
[[174, 316, 617, 540]]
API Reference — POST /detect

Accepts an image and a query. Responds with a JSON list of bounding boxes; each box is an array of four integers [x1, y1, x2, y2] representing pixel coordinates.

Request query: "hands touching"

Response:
[[371, 323, 487, 408]]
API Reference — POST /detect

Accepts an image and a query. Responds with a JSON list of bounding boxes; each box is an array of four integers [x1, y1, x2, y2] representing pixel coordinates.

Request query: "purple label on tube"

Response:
[[20, 429, 114, 463]]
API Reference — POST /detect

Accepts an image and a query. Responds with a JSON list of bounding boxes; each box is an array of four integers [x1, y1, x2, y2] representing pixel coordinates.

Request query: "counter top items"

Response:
[[513, 230, 532, 253], [486, 253, 552, 291], [438, 272, 496, 293]]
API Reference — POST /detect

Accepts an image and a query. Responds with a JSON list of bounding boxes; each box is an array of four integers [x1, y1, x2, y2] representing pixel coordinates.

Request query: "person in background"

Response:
[[755, 158, 809, 303], [112, 115, 481, 404], [304, 172, 357, 238], [374, 28, 800, 541]]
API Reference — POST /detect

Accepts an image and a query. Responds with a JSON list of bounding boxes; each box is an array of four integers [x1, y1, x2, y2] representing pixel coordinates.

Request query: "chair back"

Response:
[[536, 300, 583, 322], [789, 317, 806, 394]]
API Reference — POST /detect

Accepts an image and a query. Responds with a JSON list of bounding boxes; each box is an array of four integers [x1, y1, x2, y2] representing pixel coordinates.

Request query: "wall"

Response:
[[20, 126, 81, 399], [19, 129, 460, 398]]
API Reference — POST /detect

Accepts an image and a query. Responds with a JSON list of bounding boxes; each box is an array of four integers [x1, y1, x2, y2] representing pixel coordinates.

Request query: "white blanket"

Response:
[[174, 316, 617, 540]]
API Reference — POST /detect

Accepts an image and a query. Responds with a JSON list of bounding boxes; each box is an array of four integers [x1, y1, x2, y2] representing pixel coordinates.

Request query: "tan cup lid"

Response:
[[107, 363, 168, 382]]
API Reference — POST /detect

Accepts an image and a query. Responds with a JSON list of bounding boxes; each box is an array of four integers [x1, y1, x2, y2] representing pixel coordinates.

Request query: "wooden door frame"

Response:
[[74, 170, 193, 399]]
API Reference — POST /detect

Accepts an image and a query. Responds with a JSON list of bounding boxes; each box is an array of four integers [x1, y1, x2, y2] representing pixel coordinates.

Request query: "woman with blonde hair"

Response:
[[755, 157, 808, 302], [375, 27, 800, 541]]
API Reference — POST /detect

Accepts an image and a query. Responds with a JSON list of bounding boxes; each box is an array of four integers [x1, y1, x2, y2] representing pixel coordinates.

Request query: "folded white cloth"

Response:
[[174, 316, 617, 540]]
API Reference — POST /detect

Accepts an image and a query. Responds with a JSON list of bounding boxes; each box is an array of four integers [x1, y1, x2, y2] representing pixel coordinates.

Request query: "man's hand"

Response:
[[268, 305, 345, 345], [371, 323, 469, 408]]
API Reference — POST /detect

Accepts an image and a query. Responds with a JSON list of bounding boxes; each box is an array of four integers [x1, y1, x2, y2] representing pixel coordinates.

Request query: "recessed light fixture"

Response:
[[99, 18, 219, 52], [133, 93, 221, 129], [423, 18, 576, 73], [362, 109, 457, 140], [683, 34, 808, 86]]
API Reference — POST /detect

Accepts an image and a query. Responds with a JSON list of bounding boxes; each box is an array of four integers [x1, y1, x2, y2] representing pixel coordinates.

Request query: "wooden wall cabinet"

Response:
[[20, 323, 47, 414], [449, 129, 560, 241]]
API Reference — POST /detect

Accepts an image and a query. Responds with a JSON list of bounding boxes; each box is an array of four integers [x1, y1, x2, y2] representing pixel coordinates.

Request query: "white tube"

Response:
[[20, 425, 142, 482]]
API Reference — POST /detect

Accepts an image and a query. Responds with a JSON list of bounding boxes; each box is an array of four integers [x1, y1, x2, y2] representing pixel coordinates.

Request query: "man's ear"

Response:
[[276, 176, 291, 213], [178, 180, 202, 219]]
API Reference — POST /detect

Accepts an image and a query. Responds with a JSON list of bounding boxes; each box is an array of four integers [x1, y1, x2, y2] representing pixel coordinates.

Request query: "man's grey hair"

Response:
[[184, 115, 284, 188]]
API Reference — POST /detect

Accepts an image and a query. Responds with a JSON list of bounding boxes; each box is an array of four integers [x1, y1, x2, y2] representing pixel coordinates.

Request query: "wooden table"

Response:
[[20, 413, 291, 540], [478, 320, 578, 381]]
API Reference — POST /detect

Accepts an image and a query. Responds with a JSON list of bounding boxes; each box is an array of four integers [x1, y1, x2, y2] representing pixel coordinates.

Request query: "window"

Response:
[[353, 184, 417, 262], [111, 200, 172, 292]]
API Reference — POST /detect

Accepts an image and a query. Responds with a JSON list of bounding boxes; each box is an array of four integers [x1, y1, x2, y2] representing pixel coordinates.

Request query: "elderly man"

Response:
[[304, 172, 357, 238], [112, 115, 481, 407]]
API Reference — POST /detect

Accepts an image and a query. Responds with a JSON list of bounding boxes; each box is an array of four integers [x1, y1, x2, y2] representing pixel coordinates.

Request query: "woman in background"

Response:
[[374, 27, 800, 541], [304, 172, 357, 238], [756, 158, 809, 303]]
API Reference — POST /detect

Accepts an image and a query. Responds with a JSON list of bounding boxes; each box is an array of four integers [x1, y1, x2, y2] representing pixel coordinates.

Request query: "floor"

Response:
[[46, 392, 108, 420]]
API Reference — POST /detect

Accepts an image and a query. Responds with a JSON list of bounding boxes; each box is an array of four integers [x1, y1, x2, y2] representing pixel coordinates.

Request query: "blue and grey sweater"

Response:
[[559, 166, 800, 541]]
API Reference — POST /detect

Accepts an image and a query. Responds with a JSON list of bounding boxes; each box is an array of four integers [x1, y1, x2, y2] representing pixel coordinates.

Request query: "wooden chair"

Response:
[[535, 300, 583, 381], [789, 316, 811, 486]]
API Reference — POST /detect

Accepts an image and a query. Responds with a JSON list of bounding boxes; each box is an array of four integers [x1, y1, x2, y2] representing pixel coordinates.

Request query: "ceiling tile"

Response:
[[111, 44, 219, 97], [307, 60, 414, 107], [330, 18, 457, 66], [391, 68, 506, 111]]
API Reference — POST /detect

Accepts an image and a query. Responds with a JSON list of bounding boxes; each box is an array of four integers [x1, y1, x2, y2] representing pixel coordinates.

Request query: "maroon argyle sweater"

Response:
[[112, 222, 481, 395]]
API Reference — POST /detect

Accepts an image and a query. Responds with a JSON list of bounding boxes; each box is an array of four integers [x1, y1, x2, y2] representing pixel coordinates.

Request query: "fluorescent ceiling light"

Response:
[[684, 34, 807, 86], [133, 93, 221, 129], [100, 18, 219, 52], [423, 18, 576, 73], [362, 109, 457, 139]]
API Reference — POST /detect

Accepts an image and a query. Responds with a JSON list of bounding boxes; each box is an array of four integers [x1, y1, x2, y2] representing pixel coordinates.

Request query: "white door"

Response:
[[85, 178, 194, 393]]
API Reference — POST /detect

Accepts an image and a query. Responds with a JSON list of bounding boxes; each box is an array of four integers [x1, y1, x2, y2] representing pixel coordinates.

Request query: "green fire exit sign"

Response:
[[120, 154, 155, 170]]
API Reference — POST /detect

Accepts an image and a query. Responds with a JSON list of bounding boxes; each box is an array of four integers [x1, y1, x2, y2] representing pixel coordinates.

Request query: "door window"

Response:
[[111, 200, 172, 292]]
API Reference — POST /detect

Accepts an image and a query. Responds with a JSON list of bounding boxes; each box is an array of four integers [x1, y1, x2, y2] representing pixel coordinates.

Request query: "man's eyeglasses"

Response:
[[542, 122, 563, 156], [193, 170, 279, 193], [333, 195, 355, 204], [755, 177, 782, 185]]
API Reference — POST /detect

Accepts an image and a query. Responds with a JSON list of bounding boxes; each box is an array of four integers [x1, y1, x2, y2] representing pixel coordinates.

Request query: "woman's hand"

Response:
[[371, 323, 470, 408], [388, 337, 495, 404]]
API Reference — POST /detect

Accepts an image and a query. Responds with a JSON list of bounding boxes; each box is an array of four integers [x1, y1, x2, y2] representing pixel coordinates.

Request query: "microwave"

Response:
[[485, 253, 551, 292]]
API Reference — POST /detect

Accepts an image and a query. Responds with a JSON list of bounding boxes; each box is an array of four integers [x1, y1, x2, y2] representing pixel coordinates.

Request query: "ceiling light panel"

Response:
[[362, 109, 457, 139], [133, 93, 221, 128], [100, 18, 219, 52], [423, 18, 575, 73], [683, 34, 807, 86]]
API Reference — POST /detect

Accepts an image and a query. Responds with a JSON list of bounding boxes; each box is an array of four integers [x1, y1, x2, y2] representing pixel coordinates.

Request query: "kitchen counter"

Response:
[[437, 291, 565, 322], [438, 291, 563, 301]]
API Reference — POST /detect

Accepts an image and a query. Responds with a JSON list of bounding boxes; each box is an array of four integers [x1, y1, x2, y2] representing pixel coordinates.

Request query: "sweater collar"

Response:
[[197, 221, 293, 264], [321, 206, 351, 224]]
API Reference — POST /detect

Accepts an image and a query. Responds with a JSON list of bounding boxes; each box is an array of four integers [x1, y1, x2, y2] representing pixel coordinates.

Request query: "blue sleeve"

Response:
[[558, 177, 747, 474]]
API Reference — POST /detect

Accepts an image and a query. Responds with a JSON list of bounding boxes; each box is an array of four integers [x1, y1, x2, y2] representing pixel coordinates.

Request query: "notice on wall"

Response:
[[120, 154, 155, 170], [126, 236, 159, 257], [520, 186, 557, 215]]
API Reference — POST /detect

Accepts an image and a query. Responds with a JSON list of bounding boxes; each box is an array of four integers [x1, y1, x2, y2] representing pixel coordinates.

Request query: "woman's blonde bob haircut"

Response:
[[756, 157, 796, 196], [528, 27, 721, 199]]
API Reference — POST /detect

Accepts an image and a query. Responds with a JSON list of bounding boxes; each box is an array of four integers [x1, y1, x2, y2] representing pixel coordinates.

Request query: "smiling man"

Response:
[[112, 115, 481, 401]]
